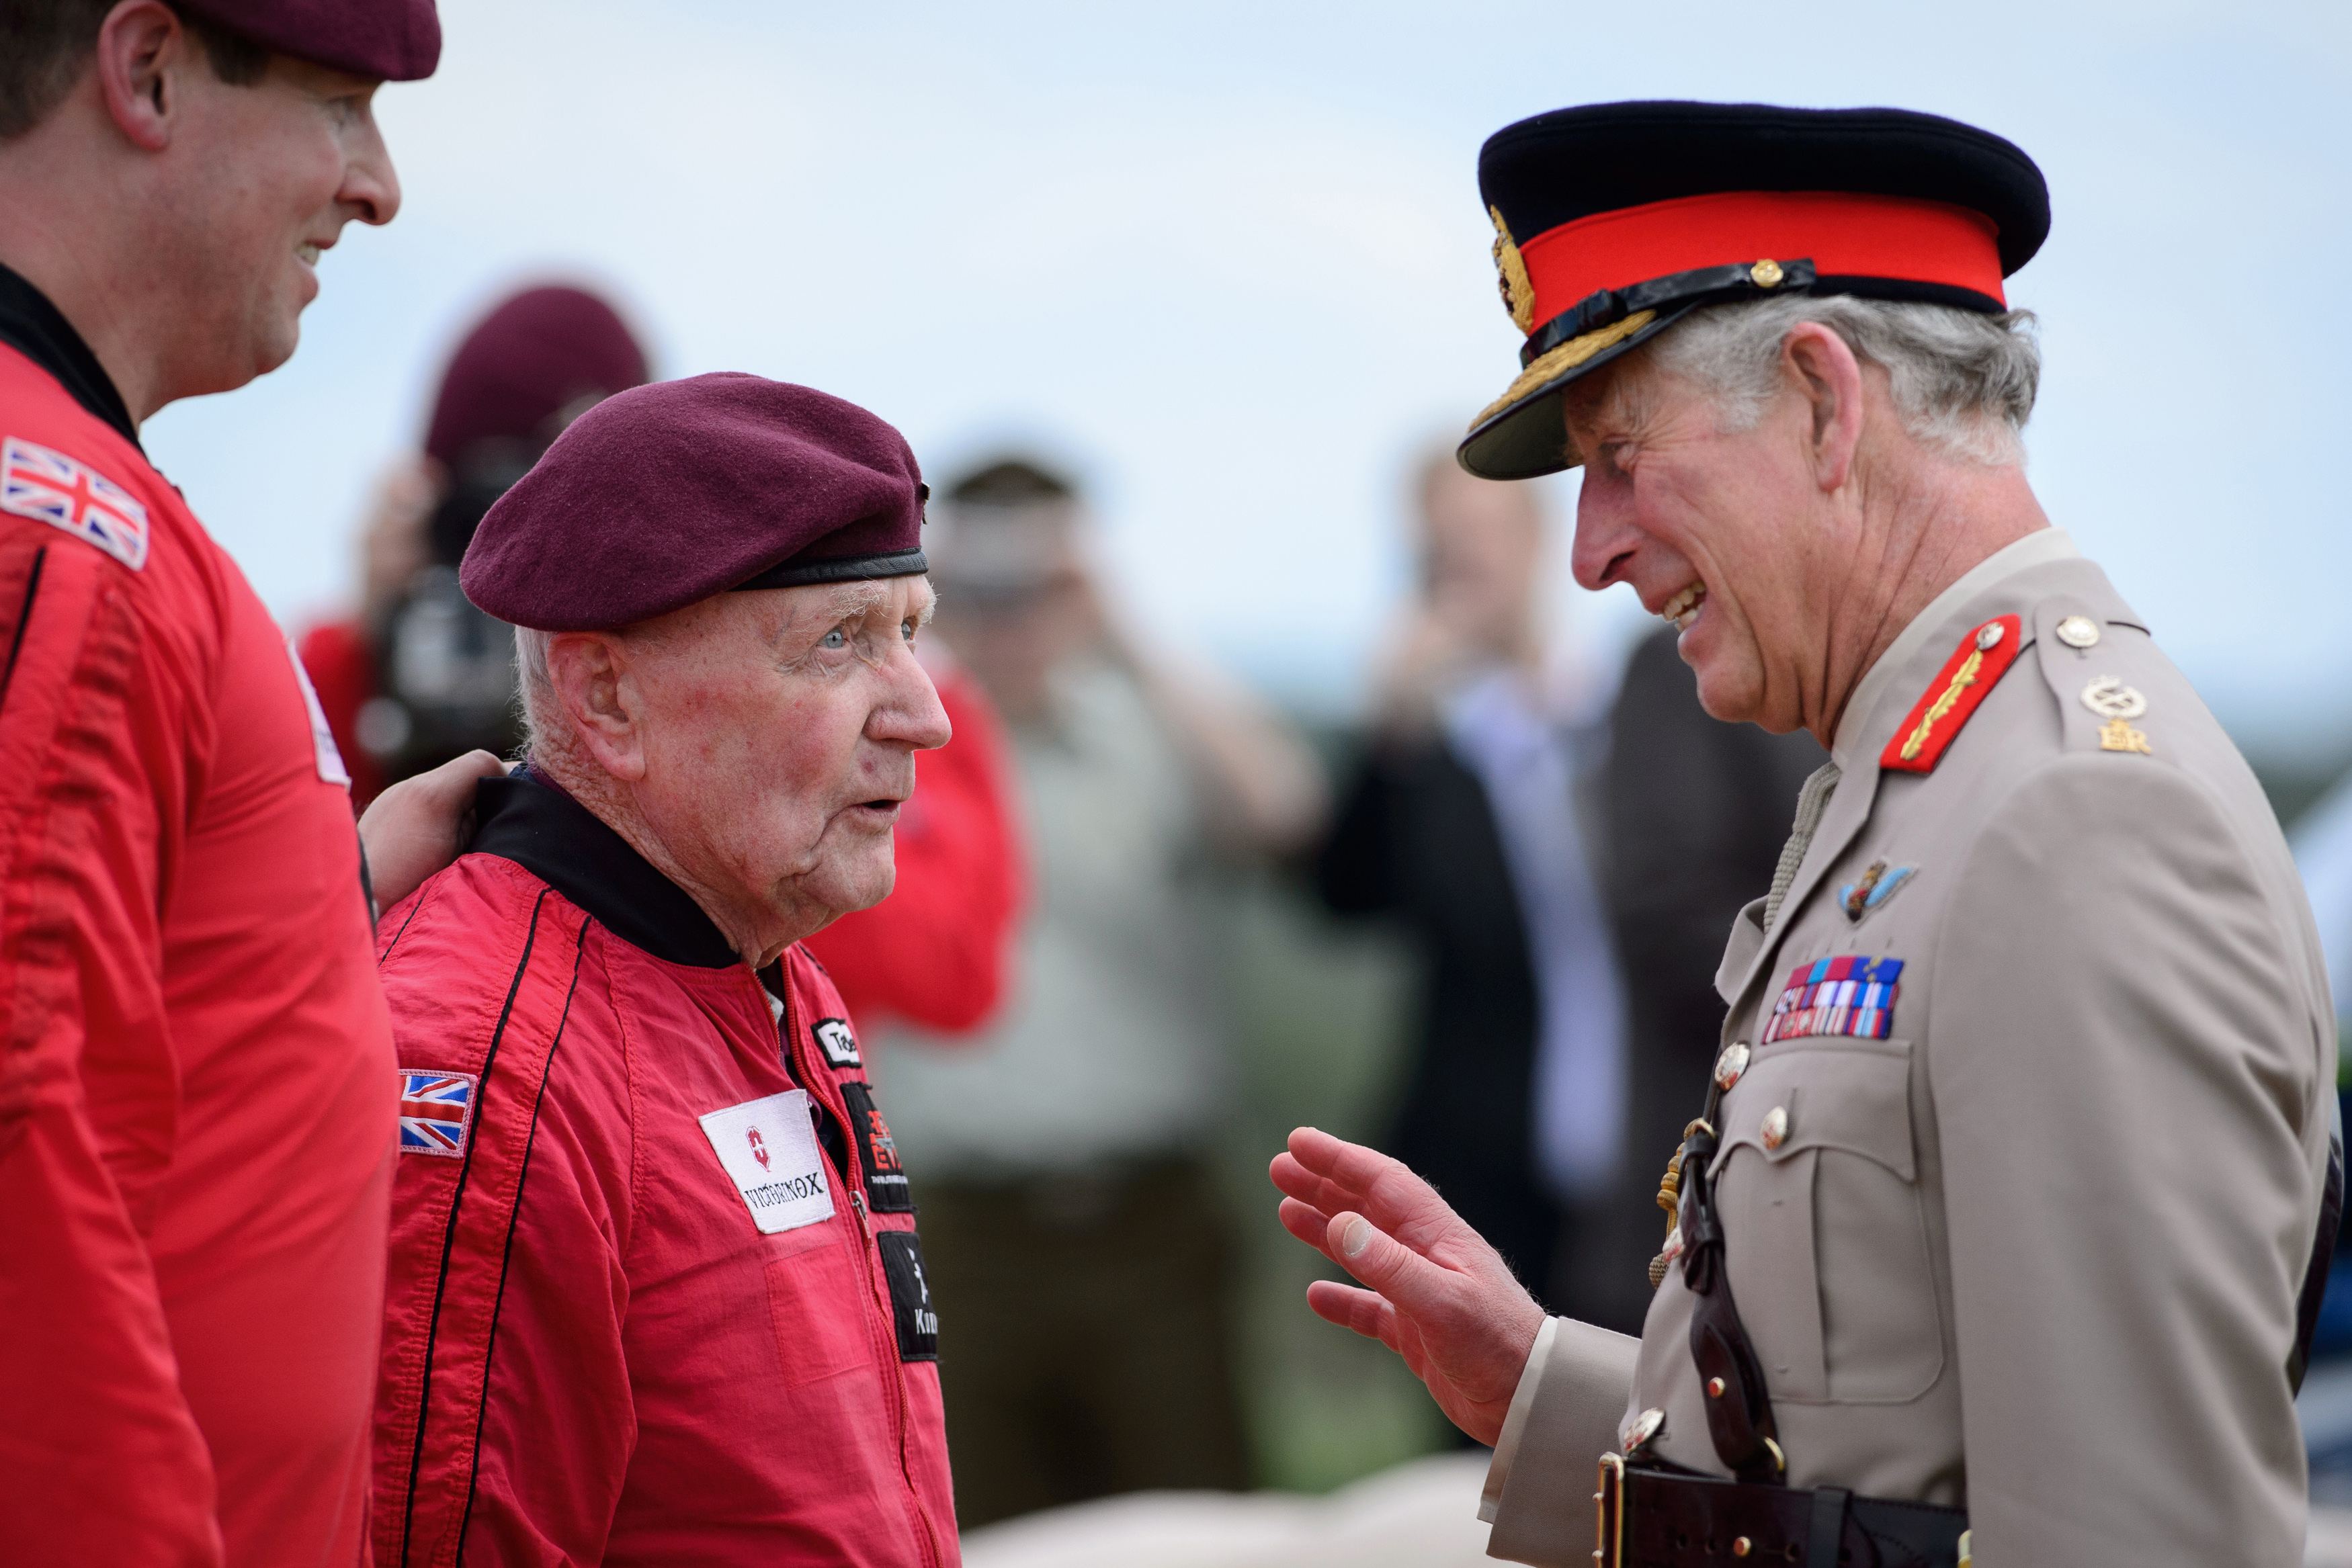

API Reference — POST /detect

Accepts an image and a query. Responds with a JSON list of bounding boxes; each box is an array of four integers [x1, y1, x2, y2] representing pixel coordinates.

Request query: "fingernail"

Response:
[[1338, 1217, 1371, 1258]]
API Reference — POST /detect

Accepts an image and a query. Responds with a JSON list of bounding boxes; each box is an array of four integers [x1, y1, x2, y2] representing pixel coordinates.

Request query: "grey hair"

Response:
[[511, 625, 557, 752], [1647, 294, 2040, 466]]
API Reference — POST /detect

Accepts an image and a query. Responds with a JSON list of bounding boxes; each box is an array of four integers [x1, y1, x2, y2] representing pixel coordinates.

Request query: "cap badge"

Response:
[[1839, 859, 1917, 924], [1749, 258, 1786, 288], [1488, 206, 1536, 335], [2082, 677, 2152, 754]]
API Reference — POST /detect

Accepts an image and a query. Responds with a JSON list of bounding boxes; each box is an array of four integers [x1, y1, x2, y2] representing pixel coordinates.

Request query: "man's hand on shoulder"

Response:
[[360, 750, 509, 913], [1269, 1127, 1546, 1446]]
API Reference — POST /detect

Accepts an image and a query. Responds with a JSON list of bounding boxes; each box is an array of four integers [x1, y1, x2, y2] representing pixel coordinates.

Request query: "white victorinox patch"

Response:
[[698, 1088, 835, 1235]]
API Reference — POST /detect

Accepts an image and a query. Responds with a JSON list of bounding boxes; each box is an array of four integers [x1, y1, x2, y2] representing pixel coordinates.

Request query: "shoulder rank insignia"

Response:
[[1880, 614, 2023, 774], [2081, 676, 2152, 754]]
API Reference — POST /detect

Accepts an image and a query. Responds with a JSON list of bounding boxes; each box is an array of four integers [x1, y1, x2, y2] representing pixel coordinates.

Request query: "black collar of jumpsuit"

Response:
[[0, 260, 140, 449], [470, 767, 742, 969]]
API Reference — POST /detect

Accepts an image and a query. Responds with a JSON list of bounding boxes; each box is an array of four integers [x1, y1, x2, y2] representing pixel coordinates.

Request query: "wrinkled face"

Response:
[[1562, 349, 1828, 732], [1417, 464, 1544, 655], [160, 51, 398, 393], [624, 576, 950, 942]]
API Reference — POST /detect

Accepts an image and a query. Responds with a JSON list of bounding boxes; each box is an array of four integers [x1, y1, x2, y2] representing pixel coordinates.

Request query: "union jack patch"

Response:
[[1, 436, 150, 570], [1763, 955, 1903, 1044], [397, 1070, 478, 1157]]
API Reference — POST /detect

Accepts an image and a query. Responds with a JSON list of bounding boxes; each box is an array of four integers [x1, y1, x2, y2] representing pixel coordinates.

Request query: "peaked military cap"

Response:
[[1461, 101, 2050, 480]]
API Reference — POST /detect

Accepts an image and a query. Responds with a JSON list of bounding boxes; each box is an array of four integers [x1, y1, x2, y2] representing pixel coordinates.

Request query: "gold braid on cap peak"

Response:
[[1470, 309, 1657, 431]]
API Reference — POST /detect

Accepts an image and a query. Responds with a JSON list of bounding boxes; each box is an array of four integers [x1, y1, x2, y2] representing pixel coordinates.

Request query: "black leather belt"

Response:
[[1597, 1457, 1970, 1568]]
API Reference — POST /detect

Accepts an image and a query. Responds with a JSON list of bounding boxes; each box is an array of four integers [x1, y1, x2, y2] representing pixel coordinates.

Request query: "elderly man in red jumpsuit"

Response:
[[372, 374, 961, 1566], [0, 3, 495, 1566]]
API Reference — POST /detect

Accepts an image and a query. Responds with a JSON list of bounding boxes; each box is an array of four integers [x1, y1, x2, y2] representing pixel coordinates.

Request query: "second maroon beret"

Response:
[[459, 374, 928, 631], [178, 0, 441, 81]]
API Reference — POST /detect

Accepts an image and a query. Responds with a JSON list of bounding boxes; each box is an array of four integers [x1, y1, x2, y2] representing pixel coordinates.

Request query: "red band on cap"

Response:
[[1517, 190, 2007, 334]]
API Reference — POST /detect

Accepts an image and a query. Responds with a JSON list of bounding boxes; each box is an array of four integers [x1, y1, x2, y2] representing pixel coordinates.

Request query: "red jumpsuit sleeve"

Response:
[[0, 529, 223, 1565], [374, 900, 633, 1568], [804, 668, 1024, 1035]]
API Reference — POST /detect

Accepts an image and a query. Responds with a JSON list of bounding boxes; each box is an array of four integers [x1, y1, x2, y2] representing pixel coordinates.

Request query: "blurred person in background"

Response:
[[0, 1, 472, 1561], [802, 640, 1025, 1037], [1585, 627, 1824, 1332], [1315, 451, 1630, 1327], [1316, 455, 1823, 1342], [299, 283, 649, 805], [870, 455, 1327, 1526]]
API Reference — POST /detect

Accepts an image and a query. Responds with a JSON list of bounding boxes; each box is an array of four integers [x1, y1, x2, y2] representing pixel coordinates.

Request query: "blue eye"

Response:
[[821, 629, 849, 650]]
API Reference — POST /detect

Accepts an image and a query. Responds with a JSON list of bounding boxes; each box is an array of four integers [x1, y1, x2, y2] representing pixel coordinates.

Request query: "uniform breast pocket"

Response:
[[1711, 1038, 1942, 1406], [765, 1225, 874, 1391]]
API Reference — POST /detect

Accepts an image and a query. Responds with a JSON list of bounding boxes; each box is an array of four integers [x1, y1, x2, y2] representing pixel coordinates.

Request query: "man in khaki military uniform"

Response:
[[1271, 101, 2338, 1567]]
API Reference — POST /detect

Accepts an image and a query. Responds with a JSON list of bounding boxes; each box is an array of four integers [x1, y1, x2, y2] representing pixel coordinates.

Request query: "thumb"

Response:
[[1329, 1211, 1454, 1314]]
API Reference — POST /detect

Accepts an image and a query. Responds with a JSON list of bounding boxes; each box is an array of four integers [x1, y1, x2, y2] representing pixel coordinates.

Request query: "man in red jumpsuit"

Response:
[[373, 374, 960, 1565], [0, 2, 460, 1565]]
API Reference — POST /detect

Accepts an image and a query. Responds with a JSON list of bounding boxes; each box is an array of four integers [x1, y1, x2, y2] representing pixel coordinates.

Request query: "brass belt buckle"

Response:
[[1594, 1452, 1626, 1567]]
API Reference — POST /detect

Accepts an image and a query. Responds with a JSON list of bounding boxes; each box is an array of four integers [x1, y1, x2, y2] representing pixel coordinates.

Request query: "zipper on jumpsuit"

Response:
[[773, 975, 942, 1568]]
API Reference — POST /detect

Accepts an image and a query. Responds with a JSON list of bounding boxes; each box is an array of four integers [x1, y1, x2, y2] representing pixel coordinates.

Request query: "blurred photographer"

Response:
[[299, 284, 647, 802]]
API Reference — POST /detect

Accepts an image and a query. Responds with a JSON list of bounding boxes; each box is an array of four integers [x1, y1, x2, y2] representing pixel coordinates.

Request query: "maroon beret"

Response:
[[460, 374, 929, 631], [177, 0, 440, 81], [424, 286, 649, 470]]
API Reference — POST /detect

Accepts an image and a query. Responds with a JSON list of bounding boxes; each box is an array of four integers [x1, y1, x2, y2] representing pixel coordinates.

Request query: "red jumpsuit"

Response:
[[804, 660, 1022, 1034], [372, 771, 958, 1567], [0, 288, 395, 1564]]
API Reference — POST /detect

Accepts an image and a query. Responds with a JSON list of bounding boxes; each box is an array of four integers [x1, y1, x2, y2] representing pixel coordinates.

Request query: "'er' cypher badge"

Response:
[[698, 1088, 835, 1235]]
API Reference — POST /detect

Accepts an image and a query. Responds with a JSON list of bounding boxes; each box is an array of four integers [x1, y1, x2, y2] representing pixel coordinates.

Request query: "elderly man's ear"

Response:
[[1780, 322, 1867, 494], [546, 632, 650, 781]]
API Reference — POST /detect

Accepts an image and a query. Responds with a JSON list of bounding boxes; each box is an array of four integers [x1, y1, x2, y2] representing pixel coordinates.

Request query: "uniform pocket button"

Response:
[[1760, 1105, 1789, 1151]]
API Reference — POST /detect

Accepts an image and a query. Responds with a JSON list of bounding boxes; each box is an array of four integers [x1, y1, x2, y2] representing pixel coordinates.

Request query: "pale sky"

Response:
[[143, 0, 2352, 754]]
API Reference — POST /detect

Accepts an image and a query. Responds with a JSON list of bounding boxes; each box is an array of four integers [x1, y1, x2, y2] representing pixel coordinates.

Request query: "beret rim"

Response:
[[173, 0, 442, 81]]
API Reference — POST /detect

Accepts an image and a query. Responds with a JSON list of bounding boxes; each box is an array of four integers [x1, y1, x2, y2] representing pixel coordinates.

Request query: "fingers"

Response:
[[419, 748, 506, 801], [1285, 1129, 1472, 1254], [1304, 1280, 1401, 1350], [358, 750, 506, 912], [1322, 1209, 1466, 1321], [1277, 1196, 1334, 1258]]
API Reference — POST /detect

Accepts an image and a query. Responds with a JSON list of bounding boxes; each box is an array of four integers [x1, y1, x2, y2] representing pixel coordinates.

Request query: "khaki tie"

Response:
[[1763, 762, 1842, 931]]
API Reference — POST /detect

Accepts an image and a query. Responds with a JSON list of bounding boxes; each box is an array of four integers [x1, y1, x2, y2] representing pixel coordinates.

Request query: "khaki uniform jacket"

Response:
[[1480, 532, 2335, 1567]]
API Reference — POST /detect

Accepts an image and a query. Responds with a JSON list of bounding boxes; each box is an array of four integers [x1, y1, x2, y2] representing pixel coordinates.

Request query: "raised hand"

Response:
[[1269, 1126, 1546, 1446]]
